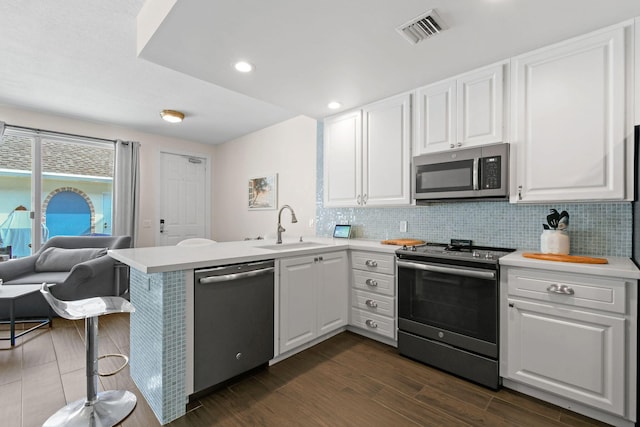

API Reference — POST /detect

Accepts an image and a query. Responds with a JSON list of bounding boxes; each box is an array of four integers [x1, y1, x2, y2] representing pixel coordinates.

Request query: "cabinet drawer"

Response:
[[507, 268, 627, 314], [353, 270, 395, 296], [351, 289, 395, 317], [351, 251, 395, 275], [350, 307, 395, 339]]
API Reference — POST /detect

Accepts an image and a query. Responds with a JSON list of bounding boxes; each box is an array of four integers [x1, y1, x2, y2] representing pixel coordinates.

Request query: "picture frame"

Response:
[[248, 174, 278, 210]]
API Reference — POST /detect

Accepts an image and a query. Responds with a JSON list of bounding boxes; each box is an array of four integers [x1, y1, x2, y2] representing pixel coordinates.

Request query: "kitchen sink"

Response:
[[258, 242, 328, 251]]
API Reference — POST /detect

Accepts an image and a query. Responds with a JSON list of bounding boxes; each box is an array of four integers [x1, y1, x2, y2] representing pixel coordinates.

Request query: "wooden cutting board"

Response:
[[381, 238, 425, 246], [522, 253, 608, 264]]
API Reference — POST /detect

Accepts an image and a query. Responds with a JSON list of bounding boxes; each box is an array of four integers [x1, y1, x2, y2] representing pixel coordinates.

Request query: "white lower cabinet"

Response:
[[349, 251, 396, 342], [501, 266, 636, 424], [507, 299, 625, 414], [279, 251, 348, 354]]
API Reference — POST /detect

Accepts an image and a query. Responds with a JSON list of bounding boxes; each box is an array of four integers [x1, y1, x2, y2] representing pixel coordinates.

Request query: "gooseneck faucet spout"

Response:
[[276, 205, 298, 244]]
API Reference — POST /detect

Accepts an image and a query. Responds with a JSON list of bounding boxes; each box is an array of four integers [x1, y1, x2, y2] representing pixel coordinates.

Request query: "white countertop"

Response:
[[108, 237, 399, 274], [500, 251, 640, 280]]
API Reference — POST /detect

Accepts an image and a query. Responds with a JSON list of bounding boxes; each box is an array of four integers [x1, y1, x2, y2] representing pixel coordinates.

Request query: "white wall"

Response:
[[0, 105, 217, 248], [213, 115, 317, 242]]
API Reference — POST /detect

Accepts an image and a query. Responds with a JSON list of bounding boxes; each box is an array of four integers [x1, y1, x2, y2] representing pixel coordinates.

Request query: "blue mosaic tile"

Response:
[[130, 268, 187, 424], [315, 121, 632, 257]]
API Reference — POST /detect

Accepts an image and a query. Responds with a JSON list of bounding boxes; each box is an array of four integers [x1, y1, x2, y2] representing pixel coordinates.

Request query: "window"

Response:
[[0, 129, 114, 257]]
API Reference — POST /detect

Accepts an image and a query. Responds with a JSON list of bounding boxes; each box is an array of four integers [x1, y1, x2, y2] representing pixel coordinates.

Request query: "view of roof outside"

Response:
[[0, 133, 114, 257]]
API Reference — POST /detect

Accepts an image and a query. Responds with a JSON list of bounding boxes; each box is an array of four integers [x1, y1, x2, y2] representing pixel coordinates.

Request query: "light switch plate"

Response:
[[400, 221, 408, 233]]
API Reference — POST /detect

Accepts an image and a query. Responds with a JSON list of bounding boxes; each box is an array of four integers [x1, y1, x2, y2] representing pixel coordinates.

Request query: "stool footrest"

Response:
[[98, 353, 129, 376]]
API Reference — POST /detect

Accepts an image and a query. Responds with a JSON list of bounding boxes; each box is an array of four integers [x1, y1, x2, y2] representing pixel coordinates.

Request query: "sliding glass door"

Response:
[[0, 129, 114, 257]]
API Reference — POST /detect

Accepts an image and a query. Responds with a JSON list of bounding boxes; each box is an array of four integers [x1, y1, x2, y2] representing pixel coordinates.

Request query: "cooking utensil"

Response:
[[542, 224, 550, 230], [558, 211, 570, 230], [546, 209, 560, 229]]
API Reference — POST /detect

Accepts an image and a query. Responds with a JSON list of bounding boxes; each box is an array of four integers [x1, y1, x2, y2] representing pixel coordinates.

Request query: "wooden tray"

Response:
[[381, 238, 425, 246], [522, 253, 608, 264]]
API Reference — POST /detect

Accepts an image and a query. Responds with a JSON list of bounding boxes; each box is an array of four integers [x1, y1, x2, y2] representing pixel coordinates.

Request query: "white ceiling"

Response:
[[2, 1, 640, 146]]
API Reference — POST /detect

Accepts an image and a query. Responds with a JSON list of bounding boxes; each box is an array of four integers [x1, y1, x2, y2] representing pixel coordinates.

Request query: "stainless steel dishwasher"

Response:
[[193, 260, 274, 395]]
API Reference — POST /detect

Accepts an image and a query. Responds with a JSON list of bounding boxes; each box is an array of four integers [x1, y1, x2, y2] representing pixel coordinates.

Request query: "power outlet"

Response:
[[400, 221, 408, 233]]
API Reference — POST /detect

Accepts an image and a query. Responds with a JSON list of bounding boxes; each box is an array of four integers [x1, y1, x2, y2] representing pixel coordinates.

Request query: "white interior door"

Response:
[[159, 152, 209, 246]]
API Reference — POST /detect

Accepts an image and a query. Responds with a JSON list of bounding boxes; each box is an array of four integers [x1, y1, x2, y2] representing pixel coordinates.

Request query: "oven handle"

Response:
[[396, 260, 496, 280]]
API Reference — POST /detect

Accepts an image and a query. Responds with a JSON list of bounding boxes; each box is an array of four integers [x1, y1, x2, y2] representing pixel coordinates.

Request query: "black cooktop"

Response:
[[396, 239, 515, 266]]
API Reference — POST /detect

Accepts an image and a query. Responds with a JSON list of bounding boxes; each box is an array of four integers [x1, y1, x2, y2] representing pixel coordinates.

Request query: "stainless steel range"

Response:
[[396, 239, 514, 389]]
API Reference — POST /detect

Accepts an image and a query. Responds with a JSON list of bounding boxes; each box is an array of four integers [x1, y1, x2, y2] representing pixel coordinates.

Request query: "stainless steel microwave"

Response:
[[413, 143, 509, 202]]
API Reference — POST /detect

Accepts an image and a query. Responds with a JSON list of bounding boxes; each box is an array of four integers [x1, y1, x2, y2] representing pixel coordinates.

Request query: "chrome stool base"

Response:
[[43, 389, 136, 427]]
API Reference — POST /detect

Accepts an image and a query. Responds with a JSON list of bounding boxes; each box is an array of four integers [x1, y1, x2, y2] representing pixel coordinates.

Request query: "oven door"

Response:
[[397, 259, 498, 358]]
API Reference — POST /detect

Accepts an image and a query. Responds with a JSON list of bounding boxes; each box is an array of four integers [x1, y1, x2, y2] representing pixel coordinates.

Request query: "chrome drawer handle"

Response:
[[365, 278, 378, 287], [365, 319, 378, 328], [365, 299, 378, 308], [546, 284, 575, 295], [365, 260, 378, 267]]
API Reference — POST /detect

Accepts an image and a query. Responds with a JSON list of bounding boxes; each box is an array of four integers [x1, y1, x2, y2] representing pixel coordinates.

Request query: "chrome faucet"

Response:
[[276, 205, 298, 244]]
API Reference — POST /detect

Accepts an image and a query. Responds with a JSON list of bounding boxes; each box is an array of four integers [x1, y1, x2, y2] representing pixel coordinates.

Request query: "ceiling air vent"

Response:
[[396, 9, 447, 45]]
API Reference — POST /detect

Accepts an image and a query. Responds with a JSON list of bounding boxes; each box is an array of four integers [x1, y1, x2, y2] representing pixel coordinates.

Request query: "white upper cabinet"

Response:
[[636, 17, 640, 126], [511, 25, 628, 202], [362, 94, 412, 206], [323, 110, 362, 207], [415, 61, 506, 155], [323, 93, 411, 207], [414, 80, 456, 153]]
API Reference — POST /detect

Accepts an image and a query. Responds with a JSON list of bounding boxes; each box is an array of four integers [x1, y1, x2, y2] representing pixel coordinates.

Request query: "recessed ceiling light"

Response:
[[234, 61, 254, 73], [328, 101, 342, 110], [160, 110, 185, 123]]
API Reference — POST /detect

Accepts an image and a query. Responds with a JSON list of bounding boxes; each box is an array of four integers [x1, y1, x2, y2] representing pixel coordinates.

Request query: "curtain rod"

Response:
[[5, 123, 117, 144]]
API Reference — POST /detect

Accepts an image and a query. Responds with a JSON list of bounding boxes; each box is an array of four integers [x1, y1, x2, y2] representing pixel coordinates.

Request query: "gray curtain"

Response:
[[0, 121, 5, 138], [113, 140, 140, 246]]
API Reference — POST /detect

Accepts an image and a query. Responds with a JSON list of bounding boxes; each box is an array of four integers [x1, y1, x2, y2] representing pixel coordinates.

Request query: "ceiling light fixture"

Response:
[[328, 101, 342, 110], [160, 110, 185, 123], [234, 61, 254, 73]]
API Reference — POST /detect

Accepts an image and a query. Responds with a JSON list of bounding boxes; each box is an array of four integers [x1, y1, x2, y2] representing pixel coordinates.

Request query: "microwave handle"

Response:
[[472, 158, 479, 190]]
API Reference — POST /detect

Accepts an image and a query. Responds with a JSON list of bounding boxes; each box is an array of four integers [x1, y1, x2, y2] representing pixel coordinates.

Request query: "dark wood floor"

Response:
[[0, 314, 611, 427]]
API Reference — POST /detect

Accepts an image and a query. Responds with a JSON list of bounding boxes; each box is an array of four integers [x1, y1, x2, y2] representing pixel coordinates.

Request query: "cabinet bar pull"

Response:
[[546, 284, 575, 295], [365, 319, 378, 328], [365, 299, 378, 308], [365, 278, 378, 287], [365, 260, 378, 267]]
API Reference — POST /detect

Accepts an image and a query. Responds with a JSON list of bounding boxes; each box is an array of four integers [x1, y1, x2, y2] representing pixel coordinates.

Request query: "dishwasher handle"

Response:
[[198, 267, 274, 284]]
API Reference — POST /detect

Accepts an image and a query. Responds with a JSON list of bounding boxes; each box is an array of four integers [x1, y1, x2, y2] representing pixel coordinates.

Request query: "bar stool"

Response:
[[40, 283, 137, 427]]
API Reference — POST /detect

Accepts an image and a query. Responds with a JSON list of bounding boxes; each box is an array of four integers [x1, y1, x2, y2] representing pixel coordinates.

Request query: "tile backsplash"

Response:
[[315, 122, 632, 257]]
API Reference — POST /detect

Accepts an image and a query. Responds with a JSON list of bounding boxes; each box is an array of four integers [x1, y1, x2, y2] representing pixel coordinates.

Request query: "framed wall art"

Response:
[[248, 174, 278, 210]]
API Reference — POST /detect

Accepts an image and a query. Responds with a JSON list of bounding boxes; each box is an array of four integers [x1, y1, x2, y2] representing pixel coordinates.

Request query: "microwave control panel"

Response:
[[481, 156, 501, 189]]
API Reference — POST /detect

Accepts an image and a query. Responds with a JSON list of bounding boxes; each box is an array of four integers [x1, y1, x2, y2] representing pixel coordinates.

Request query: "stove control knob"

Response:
[[485, 252, 494, 260], [402, 245, 408, 250], [411, 246, 417, 252], [472, 251, 480, 258]]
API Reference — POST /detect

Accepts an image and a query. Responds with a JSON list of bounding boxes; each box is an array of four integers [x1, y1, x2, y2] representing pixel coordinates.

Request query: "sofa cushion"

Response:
[[4, 271, 71, 285], [35, 247, 107, 272]]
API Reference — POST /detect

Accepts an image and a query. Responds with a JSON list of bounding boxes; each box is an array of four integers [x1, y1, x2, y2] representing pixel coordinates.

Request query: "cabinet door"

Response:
[[279, 256, 317, 353], [362, 94, 412, 206], [457, 63, 504, 146], [415, 79, 456, 154], [512, 27, 625, 202], [323, 110, 363, 207], [507, 299, 625, 415], [317, 251, 349, 335]]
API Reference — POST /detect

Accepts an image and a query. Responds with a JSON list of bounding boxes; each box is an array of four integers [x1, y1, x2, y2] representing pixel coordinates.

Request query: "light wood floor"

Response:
[[0, 314, 611, 427]]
